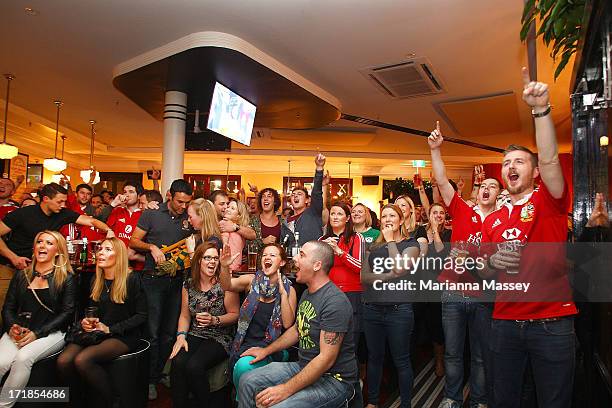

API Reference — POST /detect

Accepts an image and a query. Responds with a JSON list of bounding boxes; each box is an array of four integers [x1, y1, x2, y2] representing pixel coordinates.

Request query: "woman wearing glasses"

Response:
[[169, 242, 240, 408]]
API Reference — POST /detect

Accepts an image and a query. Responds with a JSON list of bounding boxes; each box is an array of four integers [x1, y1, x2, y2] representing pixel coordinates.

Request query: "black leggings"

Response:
[[170, 335, 228, 408], [57, 339, 129, 408]]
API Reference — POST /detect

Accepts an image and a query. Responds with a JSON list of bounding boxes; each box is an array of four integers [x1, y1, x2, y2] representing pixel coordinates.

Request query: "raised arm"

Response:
[[428, 121, 455, 206], [219, 245, 252, 292], [311, 154, 325, 216], [521, 67, 564, 198], [76, 215, 114, 238]]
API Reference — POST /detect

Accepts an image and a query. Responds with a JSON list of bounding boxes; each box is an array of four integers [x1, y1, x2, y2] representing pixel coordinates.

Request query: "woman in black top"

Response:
[[0, 230, 75, 407], [415, 203, 452, 377], [57, 237, 147, 408], [361, 204, 420, 408]]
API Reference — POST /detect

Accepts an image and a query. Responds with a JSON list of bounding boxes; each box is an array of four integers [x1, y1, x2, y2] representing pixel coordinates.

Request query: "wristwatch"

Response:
[[215, 316, 221, 326], [531, 104, 551, 118], [234, 224, 240, 232]]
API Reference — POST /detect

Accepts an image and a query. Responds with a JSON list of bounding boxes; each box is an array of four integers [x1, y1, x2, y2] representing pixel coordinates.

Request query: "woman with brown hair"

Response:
[[415, 203, 452, 377], [57, 237, 147, 408], [169, 242, 239, 408], [0, 231, 75, 407]]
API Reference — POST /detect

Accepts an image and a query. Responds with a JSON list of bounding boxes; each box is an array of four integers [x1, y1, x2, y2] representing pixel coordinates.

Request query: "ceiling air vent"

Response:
[[360, 57, 446, 99]]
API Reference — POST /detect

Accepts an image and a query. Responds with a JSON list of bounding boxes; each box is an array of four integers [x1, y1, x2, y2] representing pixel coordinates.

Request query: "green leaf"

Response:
[[554, 49, 575, 80], [522, 0, 536, 22], [521, 19, 535, 41]]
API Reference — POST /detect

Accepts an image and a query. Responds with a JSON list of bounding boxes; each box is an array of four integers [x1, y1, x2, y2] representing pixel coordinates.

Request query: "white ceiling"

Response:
[[0, 0, 573, 176]]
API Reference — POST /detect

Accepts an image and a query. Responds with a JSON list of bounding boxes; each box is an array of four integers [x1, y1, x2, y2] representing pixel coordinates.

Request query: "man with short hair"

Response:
[[429, 122, 501, 408], [211, 189, 257, 241], [130, 179, 194, 400], [90, 194, 103, 209], [139, 190, 163, 211], [0, 177, 19, 220], [63, 183, 113, 240], [0, 182, 114, 269], [238, 240, 358, 407], [480, 69, 577, 408], [285, 154, 325, 246], [106, 182, 145, 269]]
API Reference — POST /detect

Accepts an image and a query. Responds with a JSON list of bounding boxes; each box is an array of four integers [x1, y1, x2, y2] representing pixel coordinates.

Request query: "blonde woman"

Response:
[[222, 198, 251, 271], [57, 237, 147, 408], [351, 203, 380, 245], [186, 198, 222, 255], [394, 195, 427, 256], [0, 231, 74, 407]]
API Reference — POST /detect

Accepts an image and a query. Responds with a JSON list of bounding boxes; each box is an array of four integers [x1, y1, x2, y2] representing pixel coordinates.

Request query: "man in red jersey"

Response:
[[62, 183, 111, 241], [0, 178, 19, 220], [106, 182, 145, 270], [429, 122, 501, 408], [480, 68, 576, 408]]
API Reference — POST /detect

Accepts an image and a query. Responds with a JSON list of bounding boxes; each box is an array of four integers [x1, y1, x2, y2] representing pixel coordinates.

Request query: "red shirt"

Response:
[[60, 193, 106, 241], [438, 192, 487, 296], [0, 203, 19, 220], [480, 183, 577, 320], [320, 233, 364, 293], [107, 206, 144, 270]]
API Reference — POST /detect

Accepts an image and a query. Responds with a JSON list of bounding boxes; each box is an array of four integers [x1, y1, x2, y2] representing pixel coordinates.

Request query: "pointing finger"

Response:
[[436, 120, 440, 133], [521, 67, 531, 86]]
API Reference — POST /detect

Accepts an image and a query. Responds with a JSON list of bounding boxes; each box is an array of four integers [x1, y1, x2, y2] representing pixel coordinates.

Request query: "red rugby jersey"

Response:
[[107, 206, 144, 270], [480, 182, 577, 320], [0, 203, 19, 220], [438, 192, 488, 296]]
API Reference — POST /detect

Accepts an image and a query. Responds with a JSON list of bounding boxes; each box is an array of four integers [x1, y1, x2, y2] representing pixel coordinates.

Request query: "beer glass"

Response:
[[247, 242, 257, 272]]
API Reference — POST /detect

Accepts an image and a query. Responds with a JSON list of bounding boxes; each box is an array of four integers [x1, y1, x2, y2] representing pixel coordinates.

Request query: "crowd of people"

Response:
[[0, 69, 598, 408]]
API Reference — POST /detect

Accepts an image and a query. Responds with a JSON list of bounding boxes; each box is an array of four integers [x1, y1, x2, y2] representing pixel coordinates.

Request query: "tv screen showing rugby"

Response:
[[206, 82, 256, 146]]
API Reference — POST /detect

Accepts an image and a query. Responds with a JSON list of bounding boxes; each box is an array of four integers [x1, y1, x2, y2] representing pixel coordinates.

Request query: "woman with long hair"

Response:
[[351, 203, 380, 246], [169, 242, 239, 408], [0, 231, 74, 407], [186, 198, 222, 255], [415, 203, 452, 377], [320, 202, 367, 378], [221, 198, 251, 271], [361, 204, 420, 408], [218, 242, 297, 390], [57, 237, 147, 408]]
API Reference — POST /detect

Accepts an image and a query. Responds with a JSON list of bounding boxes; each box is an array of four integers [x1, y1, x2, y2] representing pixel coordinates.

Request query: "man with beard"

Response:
[[129, 179, 194, 400], [106, 182, 145, 269], [428, 122, 501, 408], [238, 241, 358, 408], [0, 178, 19, 220], [285, 154, 326, 246], [480, 68, 577, 408]]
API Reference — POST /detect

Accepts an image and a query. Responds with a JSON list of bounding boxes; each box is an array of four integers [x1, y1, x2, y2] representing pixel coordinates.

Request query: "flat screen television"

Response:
[[206, 82, 256, 146]]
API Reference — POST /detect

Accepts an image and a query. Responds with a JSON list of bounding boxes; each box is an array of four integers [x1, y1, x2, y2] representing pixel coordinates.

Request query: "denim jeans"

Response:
[[362, 303, 414, 408], [141, 272, 183, 383], [490, 317, 575, 408], [474, 303, 494, 406], [441, 291, 486, 406], [237, 362, 353, 408]]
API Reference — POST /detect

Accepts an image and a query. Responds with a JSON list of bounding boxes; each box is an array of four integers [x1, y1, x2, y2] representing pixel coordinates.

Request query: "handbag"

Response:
[[66, 325, 111, 346]]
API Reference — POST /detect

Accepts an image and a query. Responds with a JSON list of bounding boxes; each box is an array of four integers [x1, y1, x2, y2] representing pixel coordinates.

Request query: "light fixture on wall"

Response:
[[0, 74, 19, 159], [43, 100, 67, 172], [80, 120, 100, 184]]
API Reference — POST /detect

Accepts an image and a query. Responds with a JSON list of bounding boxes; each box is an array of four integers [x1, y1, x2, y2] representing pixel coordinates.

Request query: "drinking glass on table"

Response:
[[247, 242, 257, 272]]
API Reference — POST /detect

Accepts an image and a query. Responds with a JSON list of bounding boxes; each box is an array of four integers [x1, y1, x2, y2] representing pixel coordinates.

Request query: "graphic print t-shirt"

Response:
[[296, 281, 358, 383]]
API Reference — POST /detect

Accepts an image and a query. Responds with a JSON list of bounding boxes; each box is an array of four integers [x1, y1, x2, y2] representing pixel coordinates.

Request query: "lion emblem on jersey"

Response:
[[520, 202, 535, 222]]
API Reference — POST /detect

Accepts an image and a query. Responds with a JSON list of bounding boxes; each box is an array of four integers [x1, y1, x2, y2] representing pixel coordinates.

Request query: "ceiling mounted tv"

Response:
[[207, 82, 256, 147]]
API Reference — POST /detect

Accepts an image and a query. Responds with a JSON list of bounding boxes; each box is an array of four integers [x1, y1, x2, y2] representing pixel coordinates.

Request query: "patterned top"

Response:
[[184, 279, 235, 352]]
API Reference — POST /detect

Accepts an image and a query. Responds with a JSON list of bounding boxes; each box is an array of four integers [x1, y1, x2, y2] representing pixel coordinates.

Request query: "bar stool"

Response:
[[105, 339, 150, 408]]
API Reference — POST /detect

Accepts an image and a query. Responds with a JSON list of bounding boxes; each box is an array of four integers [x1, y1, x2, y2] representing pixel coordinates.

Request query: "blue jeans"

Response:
[[362, 303, 414, 408], [141, 273, 183, 383], [441, 291, 486, 405], [237, 362, 353, 408], [490, 317, 575, 408]]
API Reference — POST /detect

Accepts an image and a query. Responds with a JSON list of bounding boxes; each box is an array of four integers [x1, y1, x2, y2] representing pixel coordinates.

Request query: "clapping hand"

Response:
[[586, 193, 609, 227], [521, 67, 550, 108], [474, 165, 485, 184], [220, 245, 240, 269]]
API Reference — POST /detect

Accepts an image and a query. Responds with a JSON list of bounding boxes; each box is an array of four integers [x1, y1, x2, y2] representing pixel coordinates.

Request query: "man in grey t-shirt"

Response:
[[238, 241, 358, 408]]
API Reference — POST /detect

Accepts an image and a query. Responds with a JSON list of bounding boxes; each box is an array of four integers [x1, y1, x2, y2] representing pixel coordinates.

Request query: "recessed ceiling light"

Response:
[[24, 7, 39, 16]]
